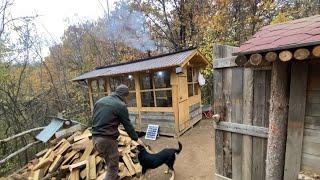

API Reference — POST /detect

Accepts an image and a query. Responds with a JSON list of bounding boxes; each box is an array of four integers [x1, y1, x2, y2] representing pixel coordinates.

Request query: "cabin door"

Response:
[[178, 72, 189, 131]]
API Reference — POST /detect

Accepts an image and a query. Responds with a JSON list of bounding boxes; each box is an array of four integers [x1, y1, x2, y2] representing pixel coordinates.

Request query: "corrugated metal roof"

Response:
[[36, 118, 64, 142], [73, 48, 197, 81], [234, 15, 320, 55]]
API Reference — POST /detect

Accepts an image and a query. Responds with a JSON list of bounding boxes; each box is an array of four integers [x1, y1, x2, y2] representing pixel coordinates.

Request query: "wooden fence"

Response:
[[213, 44, 271, 180]]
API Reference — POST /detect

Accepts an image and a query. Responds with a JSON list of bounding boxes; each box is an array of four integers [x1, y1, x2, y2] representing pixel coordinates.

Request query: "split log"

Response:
[[235, 55, 248, 66], [265, 52, 277, 62], [74, 129, 91, 142], [79, 143, 93, 162], [279, 50, 293, 61], [49, 155, 64, 173], [294, 48, 310, 60], [88, 155, 96, 179], [0, 141, 41, 165], [249, 53, 263, 65], [55, 124, 83, 139], [312, 45, 320, 57], [265, 61, 289, 180], [0, 127, 44, 143]]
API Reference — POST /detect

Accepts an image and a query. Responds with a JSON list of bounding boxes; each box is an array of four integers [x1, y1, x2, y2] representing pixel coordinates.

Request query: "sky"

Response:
[[11, 0, 117, 53]]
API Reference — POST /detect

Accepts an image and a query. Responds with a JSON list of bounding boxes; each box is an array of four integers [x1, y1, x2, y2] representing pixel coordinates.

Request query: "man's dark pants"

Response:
[[93, 136, 119, 180]]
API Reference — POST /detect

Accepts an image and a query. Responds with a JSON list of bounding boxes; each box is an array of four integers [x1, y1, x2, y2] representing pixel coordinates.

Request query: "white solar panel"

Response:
[[145, 124, 159, 140]]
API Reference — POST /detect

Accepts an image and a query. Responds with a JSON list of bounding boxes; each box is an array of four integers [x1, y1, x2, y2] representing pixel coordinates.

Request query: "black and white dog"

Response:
[[137, 142, 182, 180]]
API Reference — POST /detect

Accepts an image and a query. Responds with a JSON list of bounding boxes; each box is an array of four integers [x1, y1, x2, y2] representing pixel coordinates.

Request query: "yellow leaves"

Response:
[[271, 12, 291, 25]]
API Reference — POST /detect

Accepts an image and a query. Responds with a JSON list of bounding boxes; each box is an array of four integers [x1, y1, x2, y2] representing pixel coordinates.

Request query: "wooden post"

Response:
[[134, 73, 142, 131], [88, 79, 94, 112], [283, 61, 308, 180], [171, 71, 180, 136], [242, 68, 253, 180], [265, 61, 289, 180]]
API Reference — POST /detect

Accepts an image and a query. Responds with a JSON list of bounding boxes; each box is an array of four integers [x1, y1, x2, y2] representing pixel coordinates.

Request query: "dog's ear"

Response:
[[137, 145, 145, 151]]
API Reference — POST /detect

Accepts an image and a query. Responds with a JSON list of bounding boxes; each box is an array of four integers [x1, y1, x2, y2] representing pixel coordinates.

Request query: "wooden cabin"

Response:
[[73, 48, 210, 137], [213, 15, 320, 180]]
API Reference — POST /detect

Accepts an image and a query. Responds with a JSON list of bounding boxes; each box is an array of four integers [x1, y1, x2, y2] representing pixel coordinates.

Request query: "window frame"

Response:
[[187, 66, 200, 97], [139, 70, 173, 107], [109, 74, 137, 107]]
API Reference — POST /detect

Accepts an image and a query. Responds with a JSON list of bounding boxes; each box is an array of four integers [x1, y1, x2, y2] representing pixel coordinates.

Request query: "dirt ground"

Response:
[[133, 119, 215, 180]]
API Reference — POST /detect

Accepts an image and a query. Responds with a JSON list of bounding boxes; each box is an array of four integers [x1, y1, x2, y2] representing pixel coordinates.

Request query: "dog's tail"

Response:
[[175, 141, 182, 154]]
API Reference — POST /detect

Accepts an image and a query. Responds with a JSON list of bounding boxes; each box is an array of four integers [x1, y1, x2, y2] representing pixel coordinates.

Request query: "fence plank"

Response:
[[284, 61, 308, 180], [242, 68, 253, 180], [214, 122, 268, 138], [214, 69, 224, 175], [214, 57, 237, 69], [223, 68, 232, 177], [231, 68, 243, 180], [252, 71, 267, 180]]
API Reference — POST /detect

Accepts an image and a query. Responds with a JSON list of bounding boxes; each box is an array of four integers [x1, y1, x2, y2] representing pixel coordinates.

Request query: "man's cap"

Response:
[[115, 84, 129, 97]]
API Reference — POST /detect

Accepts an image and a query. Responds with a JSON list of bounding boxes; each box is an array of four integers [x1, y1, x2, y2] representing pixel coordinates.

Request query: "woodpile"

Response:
[[7, 128, 142, 180]]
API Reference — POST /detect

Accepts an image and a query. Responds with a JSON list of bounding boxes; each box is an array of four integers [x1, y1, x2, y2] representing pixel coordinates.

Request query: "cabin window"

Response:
[[91, 79, 107, 103], [140, 70, 172, 107], [109, 74, 136, 107], [187, 67, 199, 97]]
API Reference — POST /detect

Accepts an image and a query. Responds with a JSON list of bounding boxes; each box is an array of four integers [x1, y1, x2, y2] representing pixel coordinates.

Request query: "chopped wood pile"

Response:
[[7, 128, 142, 180]]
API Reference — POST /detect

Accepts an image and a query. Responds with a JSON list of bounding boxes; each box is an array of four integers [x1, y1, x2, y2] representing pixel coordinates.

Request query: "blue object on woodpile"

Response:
[[36, 118, 64, 142]]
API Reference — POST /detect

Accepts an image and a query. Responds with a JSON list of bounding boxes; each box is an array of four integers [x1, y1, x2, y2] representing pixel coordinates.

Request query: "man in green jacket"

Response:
[[92, 84, 144, 180]]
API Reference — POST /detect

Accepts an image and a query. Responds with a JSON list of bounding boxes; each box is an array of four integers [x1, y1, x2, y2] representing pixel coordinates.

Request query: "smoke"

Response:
[[99, 1, 156, 52]]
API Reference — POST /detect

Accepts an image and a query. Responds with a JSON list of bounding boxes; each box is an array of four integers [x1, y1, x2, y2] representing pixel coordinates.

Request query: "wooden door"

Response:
[[213, 66, 271, 180], [178, 72, 189, 131]]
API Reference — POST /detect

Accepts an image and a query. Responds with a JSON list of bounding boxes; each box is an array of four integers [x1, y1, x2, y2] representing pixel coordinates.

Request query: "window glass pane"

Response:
[[194, 83, 199, 95], [92, 80, 98, 93], [141, 91, 155, 107], [193, 68, 198, 82], [140, 73, 153, 90], [98, 79, 105, 93], [110, 77, 122, 91], [127, 92, 137, 107], [154, 70, 171, 89], [124, 74, 135, 91], [188, 84, 194, 97], [156, 90, 172, 107], [187, 66, 193, 82]]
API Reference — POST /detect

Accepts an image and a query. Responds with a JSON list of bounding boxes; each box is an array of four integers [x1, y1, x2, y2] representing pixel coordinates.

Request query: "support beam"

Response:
[[88, 79, 94, 112], [284, 61, 308, 180], [265, 61, 289, 180]]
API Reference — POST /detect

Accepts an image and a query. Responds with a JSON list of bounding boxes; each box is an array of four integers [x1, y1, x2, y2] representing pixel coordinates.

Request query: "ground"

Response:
[[133, 119, 215, 180]]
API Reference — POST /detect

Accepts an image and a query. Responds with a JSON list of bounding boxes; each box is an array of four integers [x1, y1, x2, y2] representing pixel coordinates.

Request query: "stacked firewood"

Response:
[[7, 129, 142, 180]]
